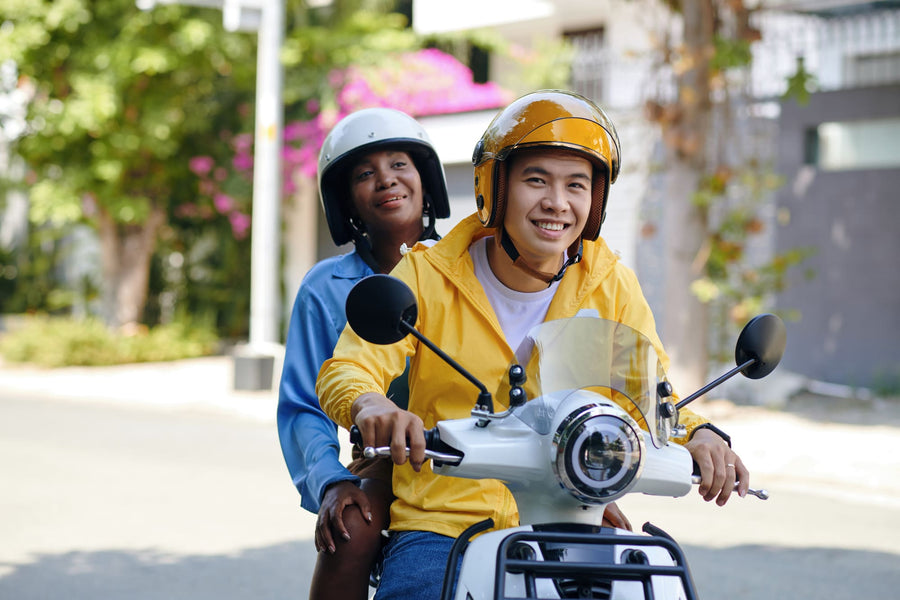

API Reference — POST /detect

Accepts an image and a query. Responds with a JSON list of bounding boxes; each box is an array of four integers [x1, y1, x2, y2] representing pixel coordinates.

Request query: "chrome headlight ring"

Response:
[[552, 403, 645, 504]]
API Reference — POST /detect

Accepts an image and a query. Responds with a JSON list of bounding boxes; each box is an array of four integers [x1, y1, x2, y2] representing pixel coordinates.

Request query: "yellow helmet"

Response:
[[472, 90, 620, 241]]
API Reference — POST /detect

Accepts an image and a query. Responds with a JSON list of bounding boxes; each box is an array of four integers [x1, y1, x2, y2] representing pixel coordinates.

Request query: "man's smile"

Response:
[[533, 220, 567, 232]]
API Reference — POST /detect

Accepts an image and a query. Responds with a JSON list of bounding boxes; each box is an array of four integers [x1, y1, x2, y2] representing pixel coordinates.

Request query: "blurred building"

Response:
[[758, 1, 900, 389], [404, 0, 900, 390]]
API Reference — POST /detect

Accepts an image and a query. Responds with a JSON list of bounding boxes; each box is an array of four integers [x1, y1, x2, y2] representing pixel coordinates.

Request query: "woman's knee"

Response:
[[332, 483, 390, 561]]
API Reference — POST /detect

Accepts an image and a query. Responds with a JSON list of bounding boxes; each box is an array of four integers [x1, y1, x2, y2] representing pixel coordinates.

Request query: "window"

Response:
[[807, 117, 900, 171], [469, 45, 490, 85], [565, 27, 607, 102]]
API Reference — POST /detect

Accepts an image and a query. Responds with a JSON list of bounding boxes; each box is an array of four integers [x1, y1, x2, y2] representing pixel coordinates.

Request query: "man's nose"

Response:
[[541, 184, 568, 211]]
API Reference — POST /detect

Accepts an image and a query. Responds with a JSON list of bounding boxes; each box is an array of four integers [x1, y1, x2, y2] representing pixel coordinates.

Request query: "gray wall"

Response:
[[775, 85, 900, 388]]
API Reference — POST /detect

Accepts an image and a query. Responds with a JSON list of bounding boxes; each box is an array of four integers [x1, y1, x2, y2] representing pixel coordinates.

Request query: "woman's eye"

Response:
[[393, 161, 407, 169]]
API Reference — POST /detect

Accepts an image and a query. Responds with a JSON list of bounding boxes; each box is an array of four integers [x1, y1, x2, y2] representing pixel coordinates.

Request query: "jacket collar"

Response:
[[423, 213, 620, 305], [332, 249, 374, 280]]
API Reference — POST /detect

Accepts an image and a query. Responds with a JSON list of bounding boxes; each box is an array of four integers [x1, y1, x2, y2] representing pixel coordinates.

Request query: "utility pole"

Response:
[[138, 0, 285, 389]]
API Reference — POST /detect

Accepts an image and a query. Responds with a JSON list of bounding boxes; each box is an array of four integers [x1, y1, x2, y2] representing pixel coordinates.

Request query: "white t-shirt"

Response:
[[469, 237, 560, 365]]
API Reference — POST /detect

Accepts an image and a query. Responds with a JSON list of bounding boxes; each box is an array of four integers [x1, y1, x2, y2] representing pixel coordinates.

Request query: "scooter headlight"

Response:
[[553, 404, 644, 504]]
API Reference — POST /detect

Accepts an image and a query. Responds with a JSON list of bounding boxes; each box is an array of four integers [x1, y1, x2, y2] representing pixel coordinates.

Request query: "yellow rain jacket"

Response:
[[319, 214, 709, 539]]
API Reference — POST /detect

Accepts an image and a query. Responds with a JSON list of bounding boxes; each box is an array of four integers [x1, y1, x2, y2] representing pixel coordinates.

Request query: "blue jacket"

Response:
[[277, 250, 373, 513]]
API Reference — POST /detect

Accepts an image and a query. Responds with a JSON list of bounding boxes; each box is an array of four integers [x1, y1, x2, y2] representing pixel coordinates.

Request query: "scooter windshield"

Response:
[[513, 314, 675, 448]]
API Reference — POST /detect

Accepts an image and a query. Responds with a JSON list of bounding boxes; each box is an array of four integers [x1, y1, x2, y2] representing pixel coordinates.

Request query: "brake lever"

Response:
[[690, 475, 769, 500]]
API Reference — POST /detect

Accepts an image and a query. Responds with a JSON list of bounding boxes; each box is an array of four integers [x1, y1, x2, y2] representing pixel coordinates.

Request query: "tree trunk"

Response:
[[661, 0, 715, 393], [662, 166, 709, 393], [97, 205, 166, 330]]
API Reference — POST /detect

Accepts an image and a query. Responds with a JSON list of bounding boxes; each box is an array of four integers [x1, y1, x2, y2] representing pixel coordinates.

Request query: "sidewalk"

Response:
[[0, 355, 280, 422]]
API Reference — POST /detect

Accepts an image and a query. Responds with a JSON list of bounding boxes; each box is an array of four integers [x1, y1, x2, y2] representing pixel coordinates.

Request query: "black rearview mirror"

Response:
[[345, 274, 418, 345], [735, 313, 786, 380], [676, 313, 787, 410], [345, 274, 495, 412]]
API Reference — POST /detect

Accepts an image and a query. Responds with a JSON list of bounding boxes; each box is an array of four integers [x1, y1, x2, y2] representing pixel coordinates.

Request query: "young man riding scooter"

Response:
[[318, 90, 749, 600]]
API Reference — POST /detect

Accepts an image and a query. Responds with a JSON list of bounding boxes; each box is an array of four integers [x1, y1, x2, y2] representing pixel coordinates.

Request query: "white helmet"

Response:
[[318, 107, 451, 246]]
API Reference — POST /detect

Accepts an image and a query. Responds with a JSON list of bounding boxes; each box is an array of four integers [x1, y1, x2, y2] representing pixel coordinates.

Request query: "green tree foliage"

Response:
[[1, 0, 511, 346], [282, 0, 420, 117], [1, 0, 257, 328], [1, 0, 426, 339]]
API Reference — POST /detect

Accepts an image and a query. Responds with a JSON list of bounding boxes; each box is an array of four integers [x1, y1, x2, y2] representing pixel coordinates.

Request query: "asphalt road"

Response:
[[0, 393, 316, 600], [2, 392, 899, 599]]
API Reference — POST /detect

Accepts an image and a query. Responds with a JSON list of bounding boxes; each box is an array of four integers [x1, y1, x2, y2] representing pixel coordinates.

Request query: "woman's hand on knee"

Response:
[[316, 481, 373, 554]]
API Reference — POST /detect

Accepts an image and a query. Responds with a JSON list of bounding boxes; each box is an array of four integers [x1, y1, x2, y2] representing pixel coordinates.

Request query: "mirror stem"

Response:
[[399, 321, 494, 413], [675, 358, 757, 410]]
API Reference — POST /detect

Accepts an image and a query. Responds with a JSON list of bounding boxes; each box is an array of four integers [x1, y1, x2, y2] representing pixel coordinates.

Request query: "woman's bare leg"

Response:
[[309, 478, 392, 600]]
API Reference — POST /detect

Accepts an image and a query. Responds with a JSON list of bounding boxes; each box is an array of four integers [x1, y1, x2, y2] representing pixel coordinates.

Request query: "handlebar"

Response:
[[350, 427, 768, 499], [349, 425, 464, 467], [362, 445, 464, 465]]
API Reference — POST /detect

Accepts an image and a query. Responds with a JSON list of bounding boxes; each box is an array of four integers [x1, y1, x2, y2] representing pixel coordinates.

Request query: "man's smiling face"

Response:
[[501, 148, 593, 275]]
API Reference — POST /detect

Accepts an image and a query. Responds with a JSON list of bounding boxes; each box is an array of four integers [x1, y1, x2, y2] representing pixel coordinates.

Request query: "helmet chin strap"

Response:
[[352, 233, 381, 273], [420, 194, 440, 242], [497, 228, 583, 286]]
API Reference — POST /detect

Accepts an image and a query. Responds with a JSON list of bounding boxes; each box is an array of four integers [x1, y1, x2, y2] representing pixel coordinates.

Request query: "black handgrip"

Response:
[[350, 425, 363, 447]]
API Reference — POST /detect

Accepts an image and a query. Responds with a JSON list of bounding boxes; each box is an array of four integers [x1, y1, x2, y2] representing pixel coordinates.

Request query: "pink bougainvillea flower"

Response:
[[233, 152, 254, 172], [200, 49, 510, 200], [229, 211, 251, 239], [283, 121, 307, 143], [189, 156, 215, 176], [214, 193, 234, 214], [232, 133, 254, 153], [281, 145, 306, 165]]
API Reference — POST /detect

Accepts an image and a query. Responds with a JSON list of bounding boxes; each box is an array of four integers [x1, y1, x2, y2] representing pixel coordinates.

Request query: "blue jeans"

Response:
[[374, 530, 458, 600]]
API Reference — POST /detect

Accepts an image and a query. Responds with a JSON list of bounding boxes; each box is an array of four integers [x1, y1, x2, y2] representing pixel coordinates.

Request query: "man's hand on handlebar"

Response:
[[685, 427, 750, 505], [351, 392, 427, 471]]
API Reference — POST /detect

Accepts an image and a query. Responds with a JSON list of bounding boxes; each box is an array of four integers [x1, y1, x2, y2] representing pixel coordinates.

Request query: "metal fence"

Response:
[[568, 7, 900, 109], [750, 8, 900, 97]]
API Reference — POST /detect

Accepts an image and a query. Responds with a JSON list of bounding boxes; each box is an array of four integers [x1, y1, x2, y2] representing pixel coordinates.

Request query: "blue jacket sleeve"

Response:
[[276, 277, 358, 514]]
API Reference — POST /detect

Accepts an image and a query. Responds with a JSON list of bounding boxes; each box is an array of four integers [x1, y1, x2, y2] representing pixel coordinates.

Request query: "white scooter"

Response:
[[346, 274, 786, 600]]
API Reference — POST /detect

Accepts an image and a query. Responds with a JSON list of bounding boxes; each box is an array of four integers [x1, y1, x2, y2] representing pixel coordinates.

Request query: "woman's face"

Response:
[[349, 150, 424, 236]]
